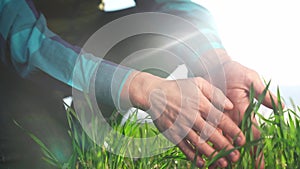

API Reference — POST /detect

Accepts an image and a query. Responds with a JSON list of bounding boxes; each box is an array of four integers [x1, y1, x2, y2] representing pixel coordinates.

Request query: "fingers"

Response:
[[218, 114, 246, 146], [187, 81, 246, 165], [192, 113, 244, 163], [255, 151, 265, 169], [177, 139, 205, 168], [186, 129, 228, 168], [250, 72, 284, 109], [149, 77, 247, 168], [197, 95, 246, 147], [224, 118, 265, 169], [194, 78, 233, 110]]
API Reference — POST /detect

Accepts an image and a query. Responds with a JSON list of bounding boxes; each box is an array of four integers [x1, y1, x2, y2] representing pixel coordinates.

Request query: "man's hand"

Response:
[[204, 60, 282, 169], [121, 72, 246, 168]]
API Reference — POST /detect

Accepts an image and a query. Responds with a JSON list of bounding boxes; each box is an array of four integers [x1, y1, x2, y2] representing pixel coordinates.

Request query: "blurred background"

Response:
[[194, 0, 300, 109]]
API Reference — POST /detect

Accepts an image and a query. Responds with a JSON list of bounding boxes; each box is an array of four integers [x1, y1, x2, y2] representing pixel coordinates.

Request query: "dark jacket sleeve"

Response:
[[0, 0, 133, 109]]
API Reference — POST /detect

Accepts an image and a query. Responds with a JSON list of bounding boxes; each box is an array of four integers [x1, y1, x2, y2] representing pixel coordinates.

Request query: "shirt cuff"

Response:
[[95, 60, 134, 114]]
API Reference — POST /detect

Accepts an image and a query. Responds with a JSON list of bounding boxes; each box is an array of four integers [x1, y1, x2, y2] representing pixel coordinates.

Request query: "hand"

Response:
[[204, 60, 282, 168], [121, 72, 246, 168]]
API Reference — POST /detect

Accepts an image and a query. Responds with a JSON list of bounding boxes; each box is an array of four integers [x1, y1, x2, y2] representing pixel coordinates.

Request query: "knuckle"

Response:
[[246, 69, 260, 83], [215, 88, 225, 99], [195, 77, 203, 88], [209, 110, 223, 126], [219, 114, 231, 128], [200, 123, 215, 141]]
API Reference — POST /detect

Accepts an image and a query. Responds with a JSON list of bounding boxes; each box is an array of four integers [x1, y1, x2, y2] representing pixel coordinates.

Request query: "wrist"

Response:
[[190, 49, 232, 77], [120, 71, 163, 111], [202, 49, 232, 71], [211, 49, 232, 64]]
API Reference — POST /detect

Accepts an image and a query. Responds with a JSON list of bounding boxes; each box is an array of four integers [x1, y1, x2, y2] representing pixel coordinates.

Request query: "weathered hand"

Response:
[[122, 72, 246, 168], [205, 60, 281, 168]]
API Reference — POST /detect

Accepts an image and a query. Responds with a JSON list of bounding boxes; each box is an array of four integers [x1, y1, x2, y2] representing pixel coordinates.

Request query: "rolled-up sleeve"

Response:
[[0, 0, 133, 109]]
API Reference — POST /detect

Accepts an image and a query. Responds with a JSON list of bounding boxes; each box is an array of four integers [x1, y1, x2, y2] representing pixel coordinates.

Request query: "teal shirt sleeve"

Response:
[[0, 0, 133, 109], [136, 0, 224, 56]]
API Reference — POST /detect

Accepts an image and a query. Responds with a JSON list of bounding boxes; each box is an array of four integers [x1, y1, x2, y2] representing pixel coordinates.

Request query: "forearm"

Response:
[[0, 0, 134, 113], [135, 0, 231, 76]]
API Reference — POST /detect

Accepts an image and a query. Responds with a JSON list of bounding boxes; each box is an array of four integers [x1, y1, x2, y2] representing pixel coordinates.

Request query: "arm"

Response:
[[0, 1, 245, 168], [135, 0, 231, 76], [0, 0, 132, 109]]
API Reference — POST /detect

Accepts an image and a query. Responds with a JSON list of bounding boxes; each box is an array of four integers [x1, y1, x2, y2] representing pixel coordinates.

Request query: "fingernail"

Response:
[[236, 136, 241, 142], [198, 161, 204, 168], [236, 136, 243, 145], [218, 158, 227, 168], [230, 151, 237, 159], [229, 150, 240, 162]]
